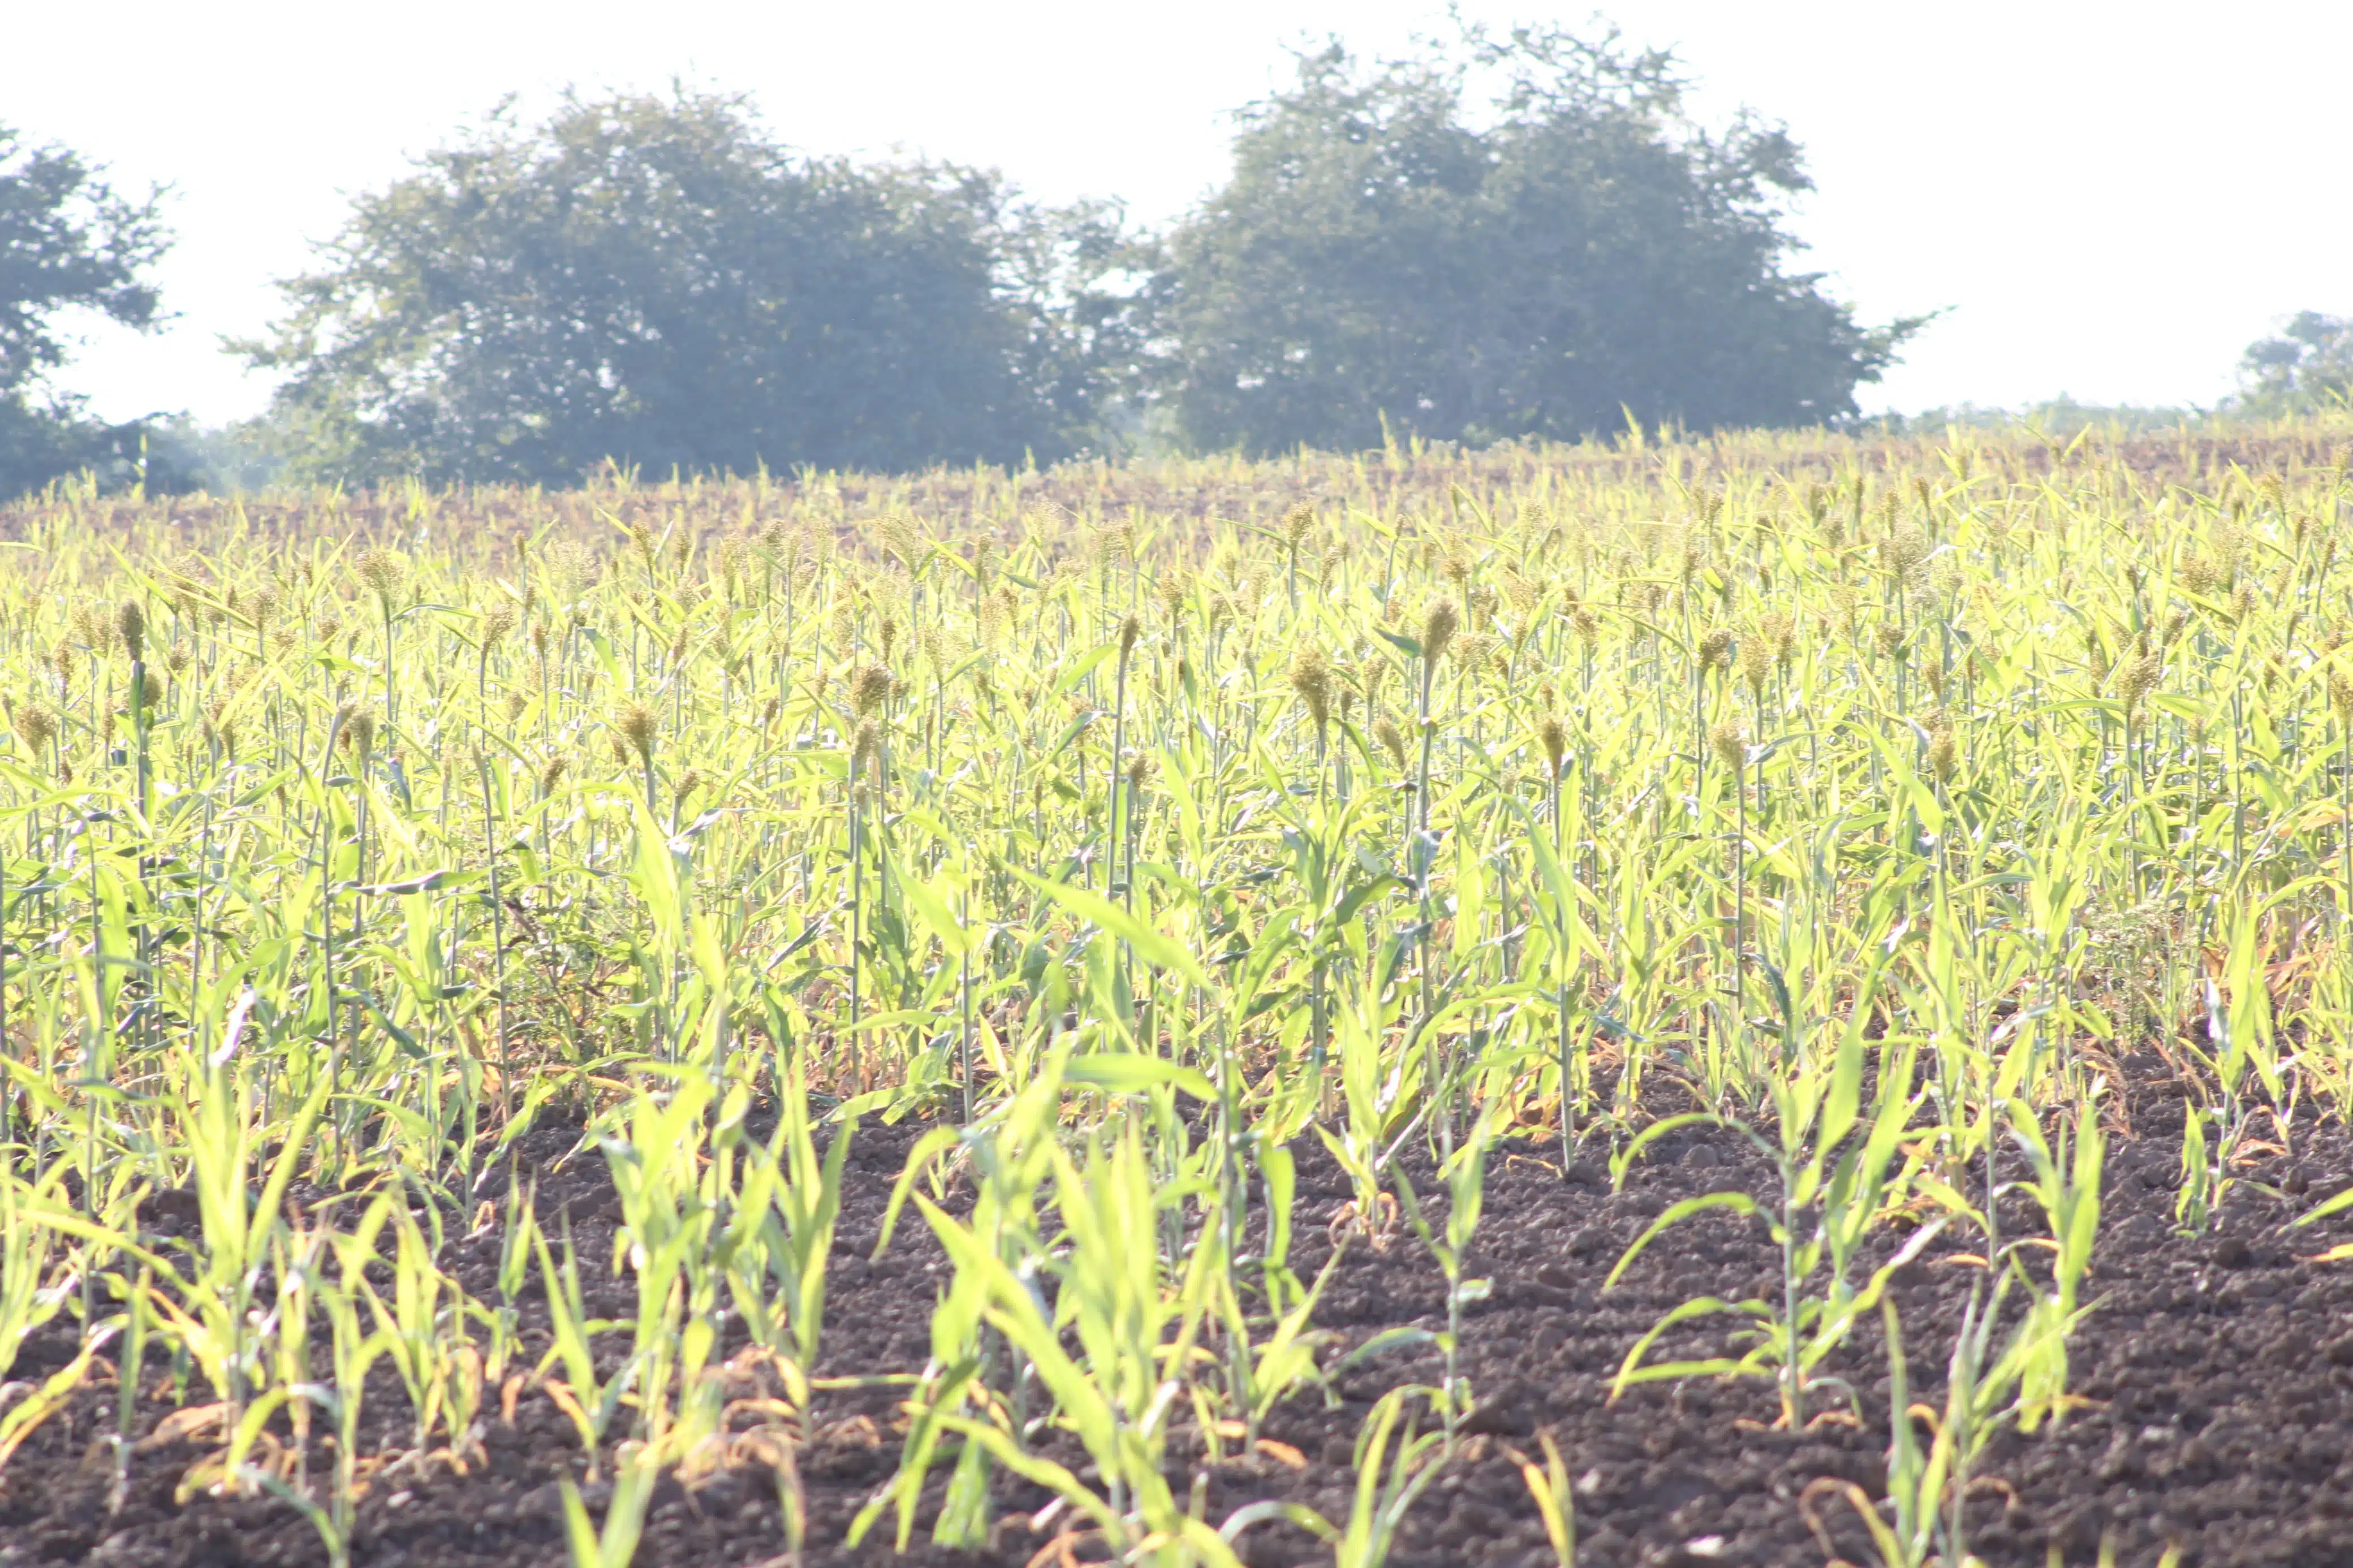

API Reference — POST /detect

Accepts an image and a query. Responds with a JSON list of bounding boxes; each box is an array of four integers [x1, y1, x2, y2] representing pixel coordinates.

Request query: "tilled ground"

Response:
[[3, 1054, 2350, 1568]]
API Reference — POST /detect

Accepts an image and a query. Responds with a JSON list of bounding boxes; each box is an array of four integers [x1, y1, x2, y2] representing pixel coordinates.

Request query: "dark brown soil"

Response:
[[3, 1058, 2349, 1568]]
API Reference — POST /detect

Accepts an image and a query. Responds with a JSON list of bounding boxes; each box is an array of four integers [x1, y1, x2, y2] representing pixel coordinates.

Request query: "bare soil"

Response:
[[3, 1054, 2349, 1568]]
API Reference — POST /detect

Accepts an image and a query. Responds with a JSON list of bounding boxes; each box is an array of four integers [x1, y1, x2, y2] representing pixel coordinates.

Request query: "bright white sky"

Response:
[[6, 1, 2347, 429]]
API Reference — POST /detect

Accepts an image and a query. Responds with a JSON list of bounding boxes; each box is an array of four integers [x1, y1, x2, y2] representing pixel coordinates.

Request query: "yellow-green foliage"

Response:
[[0, 415, 2347, 1562]]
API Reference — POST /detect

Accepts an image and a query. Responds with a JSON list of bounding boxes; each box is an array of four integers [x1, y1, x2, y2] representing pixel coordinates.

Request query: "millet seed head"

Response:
[[117, 600, 146, 663], [2119, 647, 2162, 712], [1281, 502, 1315, 550], [481, 603, 518, 648], [354, 547, 408, 604], [1421, 598, 1459, 664], [1927, 722, 1958, 783], [1451, 630, 1496, 674], [850, 663, 893, 719], [2329, 666, 2353, 727], [1736, 631, 1771, 694], [1119, 612, 1143, 658], [71, 602, 106, 652], [1697, 625, 1733, 673], [1538, 715, 1568, 777], [13, 699, 55, 754], [1288, 643, 1332, 730], [1155, 567, 1191, 622], [1373, 715, 1408, 769], [876, 512, 918, 568], [617, 701, 658, 766], [1709, 718, 1748, 772], [1097, 519, 1132, 565]]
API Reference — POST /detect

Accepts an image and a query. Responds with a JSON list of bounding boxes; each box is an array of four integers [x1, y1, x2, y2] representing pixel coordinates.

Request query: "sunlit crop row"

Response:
[[0, 416, 2345, 1566]]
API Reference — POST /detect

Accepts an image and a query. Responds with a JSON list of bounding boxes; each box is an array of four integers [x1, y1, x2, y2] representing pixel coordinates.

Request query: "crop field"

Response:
[[0, 420, 2350, 1568]]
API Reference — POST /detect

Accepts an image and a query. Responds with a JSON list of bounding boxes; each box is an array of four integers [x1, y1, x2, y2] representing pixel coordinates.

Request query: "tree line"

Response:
[[7, 23, 2334, 499]]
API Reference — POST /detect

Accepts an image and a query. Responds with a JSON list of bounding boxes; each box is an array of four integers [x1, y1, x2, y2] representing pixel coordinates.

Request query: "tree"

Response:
[[1144, 25, 1917, 455], [0, 126, 171, 499], [2235, 312, 2352, 416], [243, 88, 1123, 484]]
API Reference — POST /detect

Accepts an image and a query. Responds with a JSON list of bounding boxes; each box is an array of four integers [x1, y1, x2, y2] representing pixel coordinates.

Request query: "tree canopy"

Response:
[[244, 89, 1124, 485], [0, 125, 170, 498], [1142, 25, 1916, 455], [2236, 312, 2352, 416], [17, 33, 1955, 492]]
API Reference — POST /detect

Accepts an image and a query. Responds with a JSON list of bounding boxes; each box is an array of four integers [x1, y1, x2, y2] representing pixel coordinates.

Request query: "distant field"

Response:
[[0, 417, 2347, 1568]]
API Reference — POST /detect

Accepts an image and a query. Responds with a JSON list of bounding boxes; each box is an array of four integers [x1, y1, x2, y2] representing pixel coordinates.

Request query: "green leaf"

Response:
[[2293, 1184, 2353, 1227], [1608, 1294, 1767, 1401], [1013, 869, 1209, 990], [899, 867, 979, 958], [1052, 643, 1119, 695], [1334, 1325, 1437, 1371], [1063, 1054, 1218, 1102], [1604, 1191, 1761, 1289], [1609, 1112, 1718, 1191]]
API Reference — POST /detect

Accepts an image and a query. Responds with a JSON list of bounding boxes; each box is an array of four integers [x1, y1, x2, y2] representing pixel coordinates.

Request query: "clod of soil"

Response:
[[3, 1077, 2348, 1568]]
